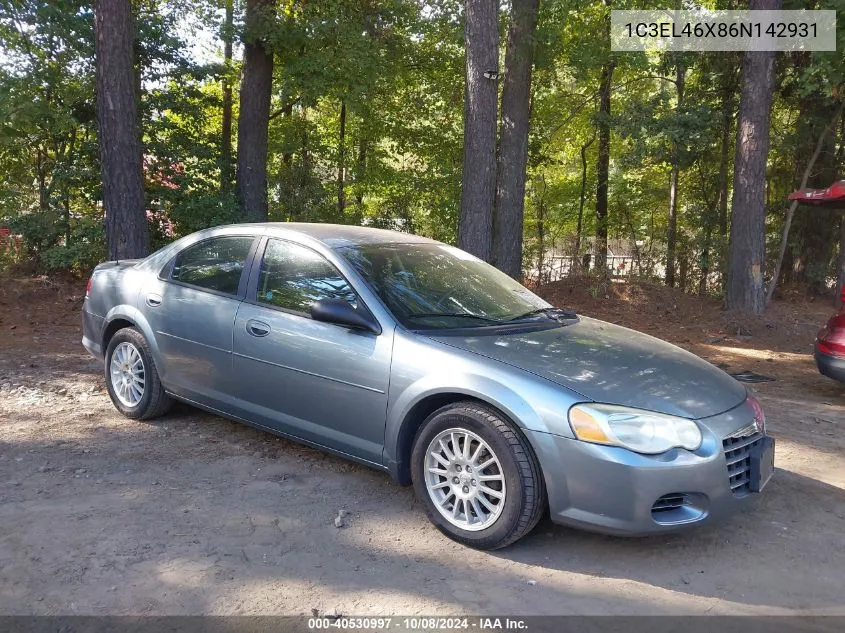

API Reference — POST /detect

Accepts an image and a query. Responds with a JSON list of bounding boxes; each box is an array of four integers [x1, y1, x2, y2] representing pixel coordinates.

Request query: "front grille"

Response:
[[651, 493, 688, 513], [722, 432, 763, 497]]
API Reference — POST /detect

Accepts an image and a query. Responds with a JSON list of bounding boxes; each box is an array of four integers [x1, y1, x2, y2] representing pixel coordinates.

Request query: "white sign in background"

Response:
[[611, 10, 836, 52]]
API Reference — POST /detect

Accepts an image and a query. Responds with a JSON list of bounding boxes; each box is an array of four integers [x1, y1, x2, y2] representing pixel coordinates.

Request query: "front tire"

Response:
[[104, 328, 172, 420], [411, 401, 545, 550]]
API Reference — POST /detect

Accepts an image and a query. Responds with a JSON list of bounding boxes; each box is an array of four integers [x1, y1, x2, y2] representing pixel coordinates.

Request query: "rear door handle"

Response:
[[246, 319, 270, 337], [146, 293, 162, 307]]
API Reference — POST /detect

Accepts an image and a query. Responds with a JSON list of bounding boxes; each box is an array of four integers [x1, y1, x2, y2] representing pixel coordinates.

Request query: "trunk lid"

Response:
[[94, 259, 143, 271]]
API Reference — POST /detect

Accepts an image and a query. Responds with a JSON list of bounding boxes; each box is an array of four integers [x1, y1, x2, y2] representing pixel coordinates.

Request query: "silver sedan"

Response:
[[82, 223, 774, 549]]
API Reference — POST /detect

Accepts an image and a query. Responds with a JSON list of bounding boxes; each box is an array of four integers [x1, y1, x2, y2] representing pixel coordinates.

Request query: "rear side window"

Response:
[[256, 239, 357, 313], [170, 236, 253, 295]]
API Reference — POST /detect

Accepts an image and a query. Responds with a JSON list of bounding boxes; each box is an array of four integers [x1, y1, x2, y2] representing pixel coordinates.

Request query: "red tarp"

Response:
[[788, 180, 845, 206]]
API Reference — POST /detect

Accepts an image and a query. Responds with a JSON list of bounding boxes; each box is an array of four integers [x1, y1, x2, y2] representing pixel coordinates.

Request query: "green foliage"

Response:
[[7, 211, 65, 261], [0, 0, 843, 297], [41, 216, 106, 274], [164, 191, 241, 238], [6, 211, 104, 274]]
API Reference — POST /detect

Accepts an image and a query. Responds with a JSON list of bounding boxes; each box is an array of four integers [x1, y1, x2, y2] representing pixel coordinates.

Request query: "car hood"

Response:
[[430, 316, 746, 420]]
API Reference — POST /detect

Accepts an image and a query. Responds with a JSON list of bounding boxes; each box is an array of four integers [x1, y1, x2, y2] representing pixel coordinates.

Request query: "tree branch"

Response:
[[766, 101, 845, 304], [268, 96, 301, 121], [541, 74, 678, 149]]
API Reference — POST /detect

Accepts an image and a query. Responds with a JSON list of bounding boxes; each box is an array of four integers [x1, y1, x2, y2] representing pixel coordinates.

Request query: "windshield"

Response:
[[340, 242, 552, 330]]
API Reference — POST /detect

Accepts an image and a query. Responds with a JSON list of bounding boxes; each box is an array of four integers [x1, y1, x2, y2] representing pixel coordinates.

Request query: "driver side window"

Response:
[[256, 239, 357, 314]]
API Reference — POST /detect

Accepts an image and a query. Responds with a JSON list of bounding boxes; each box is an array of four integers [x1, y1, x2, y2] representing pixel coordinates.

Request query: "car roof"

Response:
[[246, 222, 440, 250]]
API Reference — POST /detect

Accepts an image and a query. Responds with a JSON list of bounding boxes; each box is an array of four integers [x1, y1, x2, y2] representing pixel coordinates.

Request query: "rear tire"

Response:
[[104, 327, 172, 420], [411, 401, 545, 550]]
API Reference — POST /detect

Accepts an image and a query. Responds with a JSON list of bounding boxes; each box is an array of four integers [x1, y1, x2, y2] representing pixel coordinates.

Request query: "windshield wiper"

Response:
[[504, 307, 578, 323], [406, 312, 501, 323]]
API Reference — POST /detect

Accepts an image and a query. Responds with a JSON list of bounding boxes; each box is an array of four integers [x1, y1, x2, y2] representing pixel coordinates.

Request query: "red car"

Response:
[[815, 285, 845, 383]]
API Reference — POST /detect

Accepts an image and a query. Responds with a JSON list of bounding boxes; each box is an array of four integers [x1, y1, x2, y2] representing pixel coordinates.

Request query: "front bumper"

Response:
[[815, 350, 845, 383], [526, 401, 771, 536]]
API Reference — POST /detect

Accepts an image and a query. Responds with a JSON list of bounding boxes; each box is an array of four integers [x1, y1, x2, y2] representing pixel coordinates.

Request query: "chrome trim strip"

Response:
[[726, 421, 760, 440]]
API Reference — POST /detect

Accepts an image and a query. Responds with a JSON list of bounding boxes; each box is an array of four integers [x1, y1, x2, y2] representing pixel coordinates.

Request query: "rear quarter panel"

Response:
[[85, 264, 144, 316], [84, 264, 156, 360]]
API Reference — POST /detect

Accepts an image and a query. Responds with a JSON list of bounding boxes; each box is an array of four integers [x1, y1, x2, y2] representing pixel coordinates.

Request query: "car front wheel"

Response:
[[104, 327, 172, 420], [411, 401, 545, 550]]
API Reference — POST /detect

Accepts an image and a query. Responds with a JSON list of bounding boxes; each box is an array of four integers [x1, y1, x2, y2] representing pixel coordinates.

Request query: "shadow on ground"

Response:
[[2, 403, 845, 615]]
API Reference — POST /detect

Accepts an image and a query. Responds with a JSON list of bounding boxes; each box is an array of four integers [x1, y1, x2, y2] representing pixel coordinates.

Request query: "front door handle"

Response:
[[146, 293, 162, 307], [246, 319, 270, 337]]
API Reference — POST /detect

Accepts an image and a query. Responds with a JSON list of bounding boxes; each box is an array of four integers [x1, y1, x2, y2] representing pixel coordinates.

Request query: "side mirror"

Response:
[[310, 298, 381, 334]]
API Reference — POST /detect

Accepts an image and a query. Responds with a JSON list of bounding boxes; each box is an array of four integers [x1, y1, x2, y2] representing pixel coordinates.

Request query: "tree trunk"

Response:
[[575, 135, 595, 259], [355, 136, 367, 210], [595, 57, 614, 277], [725, 0, 780, 315], [220, 0, 234, 193], [287, 105, 309, 223], [716, 0, 738, 241], [94, 0, 148, 260], [694, 158, 717, 295], [300, 106, 310, 171], [666, 165, 679, 286], [337, 99, 347, 220], [282, 102, 293, 168], [717, 81, 734, 240], [36, 147, 48, 212], [678, 254, 688, 290], [699, 227, 711, 295], [63, 128, 77, 244], [716, 73, 734, 286], [458, 0, 498, 261], [236, 0, 274, 222], [537, 175, 546, 284], [492, 0, 540, 277], [666, 61, 685, 288]]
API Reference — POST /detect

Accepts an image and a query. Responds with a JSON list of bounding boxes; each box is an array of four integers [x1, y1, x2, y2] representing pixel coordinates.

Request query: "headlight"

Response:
[[568, 403, 702, 454]]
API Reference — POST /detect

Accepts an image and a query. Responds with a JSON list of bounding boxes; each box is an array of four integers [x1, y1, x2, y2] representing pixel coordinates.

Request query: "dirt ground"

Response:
[[1, 274, 844, 616]]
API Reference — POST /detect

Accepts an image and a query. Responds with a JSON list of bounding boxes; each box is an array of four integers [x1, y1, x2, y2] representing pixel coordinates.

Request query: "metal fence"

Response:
[[530, 254, 641, 283]]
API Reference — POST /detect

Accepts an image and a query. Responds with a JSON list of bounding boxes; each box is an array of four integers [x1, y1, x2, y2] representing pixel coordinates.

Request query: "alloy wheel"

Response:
[[424, 428, 507, 531], [110, 341, 145, 407]]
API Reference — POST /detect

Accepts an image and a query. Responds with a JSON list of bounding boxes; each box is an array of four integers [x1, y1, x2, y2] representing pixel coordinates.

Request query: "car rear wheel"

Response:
[[105, 328, 172, 420], [411, 401, 545, 550]]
